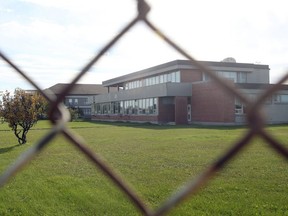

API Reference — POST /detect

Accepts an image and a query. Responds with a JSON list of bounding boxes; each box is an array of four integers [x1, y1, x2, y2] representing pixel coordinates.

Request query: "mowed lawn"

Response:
[[0, 121, 287, 215]]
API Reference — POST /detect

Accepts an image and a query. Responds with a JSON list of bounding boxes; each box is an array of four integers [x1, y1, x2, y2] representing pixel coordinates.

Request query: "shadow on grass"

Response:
[[0, 144, 19, 155]]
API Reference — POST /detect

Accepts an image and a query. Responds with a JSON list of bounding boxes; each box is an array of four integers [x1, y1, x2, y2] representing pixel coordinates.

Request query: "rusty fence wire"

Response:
[[1, 0, 288, 215]]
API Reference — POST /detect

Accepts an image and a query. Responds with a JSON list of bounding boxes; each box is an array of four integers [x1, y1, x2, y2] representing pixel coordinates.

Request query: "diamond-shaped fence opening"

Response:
[[1, 1, 288, 215]]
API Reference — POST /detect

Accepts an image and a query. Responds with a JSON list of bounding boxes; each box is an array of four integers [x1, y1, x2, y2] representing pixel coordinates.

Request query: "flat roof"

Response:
[[46, 83, 109, 95], [103, 59, 269, 87]]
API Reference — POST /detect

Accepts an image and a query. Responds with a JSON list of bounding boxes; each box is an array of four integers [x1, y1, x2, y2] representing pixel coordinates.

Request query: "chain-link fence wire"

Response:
[[1, 0, 288, 215]]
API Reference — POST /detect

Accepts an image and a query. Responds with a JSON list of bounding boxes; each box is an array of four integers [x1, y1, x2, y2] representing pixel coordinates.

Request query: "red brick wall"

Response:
[[191, 81, 235, 123], [158, 97, 175, 123], [181, 69, 202, 82], [175, 97, 188, 124]]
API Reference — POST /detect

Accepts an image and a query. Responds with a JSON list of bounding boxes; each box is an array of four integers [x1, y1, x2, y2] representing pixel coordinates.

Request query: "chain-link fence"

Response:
[[1, 0, 288, 215]]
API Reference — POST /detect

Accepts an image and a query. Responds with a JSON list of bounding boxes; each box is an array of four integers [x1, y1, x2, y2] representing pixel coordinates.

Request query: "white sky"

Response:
[[1, 0, 288, 92]]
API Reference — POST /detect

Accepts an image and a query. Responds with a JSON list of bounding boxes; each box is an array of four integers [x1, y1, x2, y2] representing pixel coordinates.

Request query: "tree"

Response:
[[0, 88, 47, 144], [34, 91, 49, 120], [68, 107, 81, 121]]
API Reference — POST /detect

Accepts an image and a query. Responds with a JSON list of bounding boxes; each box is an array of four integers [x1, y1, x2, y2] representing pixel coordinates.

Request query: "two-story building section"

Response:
[[46, 83, 116, 118], [91, 59, 288, 125]]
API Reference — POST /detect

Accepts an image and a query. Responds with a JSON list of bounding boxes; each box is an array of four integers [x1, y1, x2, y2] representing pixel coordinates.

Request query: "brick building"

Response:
[[91, 59, 288, 125]]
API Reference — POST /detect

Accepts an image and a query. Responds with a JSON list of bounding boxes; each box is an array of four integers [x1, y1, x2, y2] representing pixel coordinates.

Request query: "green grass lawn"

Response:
[[0, 121, 287, 215]]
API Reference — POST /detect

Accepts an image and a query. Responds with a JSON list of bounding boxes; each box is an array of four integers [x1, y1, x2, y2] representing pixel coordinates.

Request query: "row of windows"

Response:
[[235, 94, 288, 115], [125, 71, 180, 90], [82, 108, 91, 115], [93, 98, 158, 115], [65, 98, 89, 106], [203, 71, 247, 83], [124, 70, 247, 90], [244, 93, 288, 104], [93, 93, 288, 117], [273, 94, 288, 103]]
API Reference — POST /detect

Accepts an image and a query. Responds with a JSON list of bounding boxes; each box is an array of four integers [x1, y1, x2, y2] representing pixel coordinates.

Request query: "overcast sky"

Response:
[[1, 0, 288, 92]]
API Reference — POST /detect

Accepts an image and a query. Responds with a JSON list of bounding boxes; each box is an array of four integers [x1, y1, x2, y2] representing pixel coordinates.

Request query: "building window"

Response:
[[202, 73, 210, 81], [175, 71, 180, 82], [160, 75, 164, 83], [124, 71, 181, 90], [148, 98, 153, 114], [167, 73, 172, 82], [153, 98, 158, 114], [155, 76, 159, 84], [144, 99, 149, 114], [120, 101, 124, 114], [115, 102, 120, 114], [83, 108, 91, 115], [95, 104, 100, 114], [163, 74, 168, 83], [238, 72, 247, 83], [235, 98, 246, 114], [93, 98, 158, 116], [203, 71, 247, 83], [218, 71, 237, 82], [273, 94, 288, 103], [138, 99, 143, 114]]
